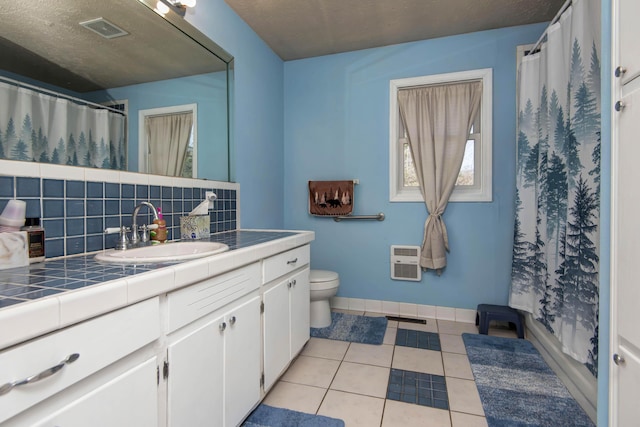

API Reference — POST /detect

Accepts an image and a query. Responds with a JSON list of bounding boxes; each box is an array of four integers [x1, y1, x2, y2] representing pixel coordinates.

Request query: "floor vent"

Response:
[[386, 316, 427, 324], [391, 245, 421, 281]]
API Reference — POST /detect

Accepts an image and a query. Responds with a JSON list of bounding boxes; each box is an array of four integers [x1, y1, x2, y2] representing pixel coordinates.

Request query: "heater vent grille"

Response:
[[390, 245, 421, 281]]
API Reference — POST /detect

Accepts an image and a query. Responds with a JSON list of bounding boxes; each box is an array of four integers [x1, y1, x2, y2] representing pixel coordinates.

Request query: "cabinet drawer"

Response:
[[0, 297, 160, 424], [167, 262, 261, 333], [263, 245, 310, 284]]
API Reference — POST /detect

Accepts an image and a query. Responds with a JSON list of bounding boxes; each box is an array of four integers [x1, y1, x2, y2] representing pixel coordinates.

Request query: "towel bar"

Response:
[[334, 212, 385, 222]]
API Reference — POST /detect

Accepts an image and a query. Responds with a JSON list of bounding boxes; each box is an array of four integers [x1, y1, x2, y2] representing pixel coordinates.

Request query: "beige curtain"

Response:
[[145, 112, 193, 176], [398, 81, 481, 272]]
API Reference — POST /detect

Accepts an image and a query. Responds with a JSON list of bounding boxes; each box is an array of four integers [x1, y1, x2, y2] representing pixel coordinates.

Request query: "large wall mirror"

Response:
[[0, 0, 233, 182]]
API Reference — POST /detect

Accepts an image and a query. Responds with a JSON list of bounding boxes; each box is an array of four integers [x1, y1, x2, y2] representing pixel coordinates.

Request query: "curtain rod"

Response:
[[526, 0, 573, 56], [0, 75, 126, 116]]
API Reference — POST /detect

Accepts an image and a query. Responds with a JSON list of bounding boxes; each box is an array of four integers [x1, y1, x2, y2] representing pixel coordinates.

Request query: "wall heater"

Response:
[[390, 245, 421, 281]]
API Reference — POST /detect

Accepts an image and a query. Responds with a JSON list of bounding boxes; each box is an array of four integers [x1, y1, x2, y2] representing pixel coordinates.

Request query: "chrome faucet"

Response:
[[130, 202, 159, 247]]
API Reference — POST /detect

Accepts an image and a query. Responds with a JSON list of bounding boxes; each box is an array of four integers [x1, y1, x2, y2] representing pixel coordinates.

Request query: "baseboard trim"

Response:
[[330, 296, 477, 324], [523, 312, 597, 423]]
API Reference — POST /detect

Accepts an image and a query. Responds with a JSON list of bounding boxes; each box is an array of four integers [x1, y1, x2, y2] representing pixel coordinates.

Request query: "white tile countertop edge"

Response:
[[0, 230, 314, 350]]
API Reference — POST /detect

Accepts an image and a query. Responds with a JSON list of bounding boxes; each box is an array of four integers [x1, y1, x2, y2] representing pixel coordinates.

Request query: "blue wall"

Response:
[[282, 24, 547, 309], [187, 0, 285, 229], [186, 4, 611, 423]]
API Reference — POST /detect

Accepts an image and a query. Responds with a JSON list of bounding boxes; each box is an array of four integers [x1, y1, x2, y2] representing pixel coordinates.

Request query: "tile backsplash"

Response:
[[0, 163, 239, 259]]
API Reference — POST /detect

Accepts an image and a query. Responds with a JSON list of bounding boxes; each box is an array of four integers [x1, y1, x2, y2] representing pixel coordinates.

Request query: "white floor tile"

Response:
[[318, 390, 384, 427], [263, 381, 327, 414], [383, 326, 398, 345], [437, 320, 480, 335], [382, 400, 451, 427], [344, 343, 394, 367], [442, 352, 474, 380], [392, 346, 444, 375], [440, 334, 467, 354], [330, 362, 390, 398], [280, 355, 341, 388], [446, 377, 485, 416], [398, 320, 439, 333], [451, 411, 489, 427], [301, 337, 350, 360]]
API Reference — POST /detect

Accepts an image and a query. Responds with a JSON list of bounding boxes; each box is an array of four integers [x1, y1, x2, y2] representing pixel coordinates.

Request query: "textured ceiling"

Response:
[[0, 0, 226, 92], [224, 0, 564, 60]]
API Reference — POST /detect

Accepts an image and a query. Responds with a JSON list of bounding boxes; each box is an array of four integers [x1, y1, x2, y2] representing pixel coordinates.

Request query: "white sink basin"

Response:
[[95, 241, 229, 264]]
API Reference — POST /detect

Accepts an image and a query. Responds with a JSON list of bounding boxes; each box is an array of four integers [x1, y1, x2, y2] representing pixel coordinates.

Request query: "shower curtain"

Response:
[[0, 81, 126, 169], [510, 0, 600, 376]]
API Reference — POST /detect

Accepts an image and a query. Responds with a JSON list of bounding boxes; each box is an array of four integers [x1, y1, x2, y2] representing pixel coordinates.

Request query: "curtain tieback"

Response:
[[424, 213, 449, 252]]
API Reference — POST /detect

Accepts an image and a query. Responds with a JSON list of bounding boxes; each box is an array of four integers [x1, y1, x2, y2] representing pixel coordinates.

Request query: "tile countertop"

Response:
[[0, 229, 314, 350]]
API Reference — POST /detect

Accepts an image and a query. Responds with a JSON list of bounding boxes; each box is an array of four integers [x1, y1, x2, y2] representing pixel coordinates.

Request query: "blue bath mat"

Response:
[[310, 312, 387, 345], [242, 404, 344, 427], [462, 333, 594, 427]]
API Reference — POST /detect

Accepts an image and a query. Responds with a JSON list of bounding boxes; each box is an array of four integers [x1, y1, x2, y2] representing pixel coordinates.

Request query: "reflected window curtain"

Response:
[[398, 81, 481, 272], [145, 112, 193, 176], [510, 0, 600, 374]]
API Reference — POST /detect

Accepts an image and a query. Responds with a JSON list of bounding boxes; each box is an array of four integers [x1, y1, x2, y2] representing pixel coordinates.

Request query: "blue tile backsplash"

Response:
[[0, 175, 238, 258]]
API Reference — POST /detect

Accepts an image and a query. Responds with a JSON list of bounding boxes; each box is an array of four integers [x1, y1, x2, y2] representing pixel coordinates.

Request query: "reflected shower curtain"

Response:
[[0, 82, 126, 169], [510, 0, 601, 375]]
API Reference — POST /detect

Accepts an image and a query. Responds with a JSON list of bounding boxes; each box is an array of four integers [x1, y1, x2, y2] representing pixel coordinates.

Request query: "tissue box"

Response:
[[0, 231, 30, 270], [180, 215, 210, 240]]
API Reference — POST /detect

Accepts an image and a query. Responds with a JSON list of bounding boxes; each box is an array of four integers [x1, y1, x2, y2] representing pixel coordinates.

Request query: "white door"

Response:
[[263, 279, 291, 391], [289, 268, 311, 358], [612, 0, 640, 421], [224, 296, 261, 427], [167, 315, 225, 427]]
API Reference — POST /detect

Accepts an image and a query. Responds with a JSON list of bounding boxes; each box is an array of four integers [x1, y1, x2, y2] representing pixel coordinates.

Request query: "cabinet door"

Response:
[[33, 357, 158, 427], [167, 315, 225, 427], [612, 84, 640, 426], [263, 279, 291, 391], [224, 296, 261, 427], [619, 0, 640, 84], [289, 268, 310, 358]]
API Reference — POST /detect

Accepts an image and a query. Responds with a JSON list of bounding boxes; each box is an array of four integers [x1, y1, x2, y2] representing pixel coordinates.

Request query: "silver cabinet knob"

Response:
[[615, 101, 625, 112], [615, 66, 627, 78], [287, 281, 292, 288], [613, 353, 625, 365], [292, 279, 297, 286], [219, 322, 227, 332], [229, 316, 236, 326]]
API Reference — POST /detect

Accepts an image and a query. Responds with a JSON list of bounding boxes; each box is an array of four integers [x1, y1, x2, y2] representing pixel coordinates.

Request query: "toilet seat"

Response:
[[310, 270, 339, 291]]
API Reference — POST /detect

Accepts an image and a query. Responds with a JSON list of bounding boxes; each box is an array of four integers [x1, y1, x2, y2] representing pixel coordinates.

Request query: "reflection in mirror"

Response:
[[0, 0, 233, 181]]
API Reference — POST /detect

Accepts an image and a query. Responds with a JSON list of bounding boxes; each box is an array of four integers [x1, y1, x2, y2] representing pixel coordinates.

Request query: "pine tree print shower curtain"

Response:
[[510, 0, 600, 375]]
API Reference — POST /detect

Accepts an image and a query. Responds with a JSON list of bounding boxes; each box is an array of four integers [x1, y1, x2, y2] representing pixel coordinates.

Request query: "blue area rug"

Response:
[[310, 312, 387, 345], [242, 404, 344, 427], [462, 333, 594, 427]]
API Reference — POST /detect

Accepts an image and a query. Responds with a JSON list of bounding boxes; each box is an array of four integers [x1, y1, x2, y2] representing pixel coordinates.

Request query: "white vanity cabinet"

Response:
[[262, 246, 311, 391], [165, 262, 262, 427], [0, 297, 160, 426]]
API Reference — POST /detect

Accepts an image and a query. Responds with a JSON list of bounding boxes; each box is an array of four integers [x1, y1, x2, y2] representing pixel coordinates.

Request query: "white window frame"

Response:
[[389, 68, 493, 202], [138, 103, 197, 177]]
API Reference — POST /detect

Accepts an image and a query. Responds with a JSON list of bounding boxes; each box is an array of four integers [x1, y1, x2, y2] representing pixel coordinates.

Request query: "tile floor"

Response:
[[262, 310, 518, 427]]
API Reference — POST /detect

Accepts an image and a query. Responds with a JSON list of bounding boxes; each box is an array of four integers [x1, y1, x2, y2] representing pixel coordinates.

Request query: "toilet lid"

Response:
[[310, 269, 339, 283]]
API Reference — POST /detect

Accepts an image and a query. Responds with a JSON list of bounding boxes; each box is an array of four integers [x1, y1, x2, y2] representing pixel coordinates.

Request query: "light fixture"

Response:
[[156, 0, 196, 17]]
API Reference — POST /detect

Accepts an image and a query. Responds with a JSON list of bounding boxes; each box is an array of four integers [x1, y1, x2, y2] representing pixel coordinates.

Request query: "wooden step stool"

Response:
[[475, 304, 525, 339]]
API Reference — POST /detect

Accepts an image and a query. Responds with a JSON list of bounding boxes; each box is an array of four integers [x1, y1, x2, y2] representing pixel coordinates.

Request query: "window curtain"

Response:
[[510, 0, 600, 374], [0, 81, 126, 169], [145, 112, 193, 176], [398, 81, 481, 272]]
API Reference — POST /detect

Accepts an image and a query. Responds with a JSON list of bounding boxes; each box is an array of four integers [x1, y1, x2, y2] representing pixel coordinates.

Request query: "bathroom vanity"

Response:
[[0, 230, 313, 427]]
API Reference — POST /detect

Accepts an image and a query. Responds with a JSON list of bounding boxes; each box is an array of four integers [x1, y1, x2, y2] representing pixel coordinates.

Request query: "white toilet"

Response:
[[309, 269, 340, 328]]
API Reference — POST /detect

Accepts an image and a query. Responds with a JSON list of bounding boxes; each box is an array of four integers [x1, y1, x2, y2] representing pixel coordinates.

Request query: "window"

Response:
[[389, 69, 492, 202]]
